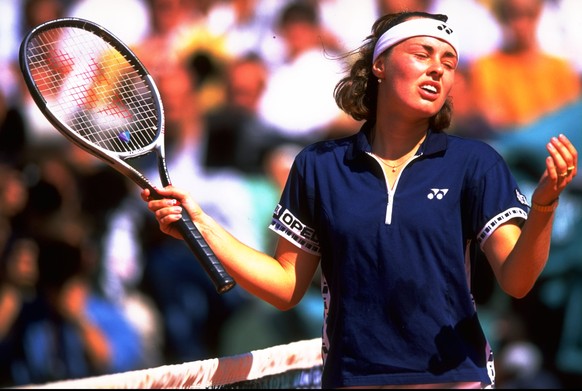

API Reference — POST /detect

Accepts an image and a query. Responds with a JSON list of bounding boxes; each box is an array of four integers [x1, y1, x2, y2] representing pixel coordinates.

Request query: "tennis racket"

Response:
[[19, 17, 236, 294]]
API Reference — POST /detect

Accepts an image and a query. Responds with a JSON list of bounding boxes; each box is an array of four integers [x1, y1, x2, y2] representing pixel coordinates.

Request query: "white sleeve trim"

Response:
[[477, 207, 528, 249], [268, 219, 321, 256]]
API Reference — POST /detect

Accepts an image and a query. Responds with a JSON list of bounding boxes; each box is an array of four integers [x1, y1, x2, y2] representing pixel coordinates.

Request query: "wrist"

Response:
[[530, 198, 559, 213]]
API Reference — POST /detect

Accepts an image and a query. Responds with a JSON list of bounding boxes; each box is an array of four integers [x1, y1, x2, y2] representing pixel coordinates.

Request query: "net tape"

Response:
[[17, 338, 323, 389]]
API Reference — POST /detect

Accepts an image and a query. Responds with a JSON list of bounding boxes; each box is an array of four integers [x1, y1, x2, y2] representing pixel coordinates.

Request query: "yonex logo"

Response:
[[437, 24, 453, 35], [427, 188, 449, 200]]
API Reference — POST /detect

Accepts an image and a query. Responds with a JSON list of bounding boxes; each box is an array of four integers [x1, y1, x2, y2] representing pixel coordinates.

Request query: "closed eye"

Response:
[[409, 42, 458, 69]]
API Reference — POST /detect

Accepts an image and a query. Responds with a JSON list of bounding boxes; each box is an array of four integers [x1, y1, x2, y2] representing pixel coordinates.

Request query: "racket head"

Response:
[[19, 18, 236, 294], [19, 17, 166, 166]]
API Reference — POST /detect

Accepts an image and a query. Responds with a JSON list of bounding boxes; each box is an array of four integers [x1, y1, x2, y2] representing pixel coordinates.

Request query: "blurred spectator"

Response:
[[17, 0, 71, 156], [0, 164, 29, 234], [23, 84, 164, 371], [205, 0, 287, 69], [492, 311, 562, 388], [375, 0, 433, 14], [1, 0, 74, 102], [55, 146, 166, 369], [67, 0, 150, 47], [204, 52, 284, 175], [20, 0, 67, 35], [135, 0, 205, 70], [0, 87, 28, 166], [136, 59, 256, 364], [496, 341, 562, 388], [133, 0, 229, 114], [537, 0, 582, 79], [98, 192, 165, 369], [14, 155, 87, 246], [468, 0, 581, 131], [0, 234, 39, 387], [318, 0, 377, 53], [0, 235, 39, 338], [430, 0, 502, 66], [0, 0, 20, 100], [448, 65, 496, 140], [257, 0, 359, 146], [0, 237, 145, 386]]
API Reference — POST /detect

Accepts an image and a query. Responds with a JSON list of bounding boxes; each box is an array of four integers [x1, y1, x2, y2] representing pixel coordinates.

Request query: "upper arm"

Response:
[[481, 219, 521, 285]]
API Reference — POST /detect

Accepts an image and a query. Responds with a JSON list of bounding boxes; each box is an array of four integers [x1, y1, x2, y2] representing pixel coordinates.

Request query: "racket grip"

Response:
[[173, 212, 236, 294]]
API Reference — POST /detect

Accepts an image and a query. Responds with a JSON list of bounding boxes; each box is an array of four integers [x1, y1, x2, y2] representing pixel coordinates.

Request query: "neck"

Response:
[[371, 124, 428, 160]]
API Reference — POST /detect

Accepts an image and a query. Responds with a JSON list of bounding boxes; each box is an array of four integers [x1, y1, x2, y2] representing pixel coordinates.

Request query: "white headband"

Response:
[[372, 18, 460, 63]]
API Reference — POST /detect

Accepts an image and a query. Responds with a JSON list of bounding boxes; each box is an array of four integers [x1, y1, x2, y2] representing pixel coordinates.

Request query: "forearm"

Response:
[[497, 133, 578, 296], [145, 186, 313, 309], [195, 212, 298, 309], [498, 205, 556, 298]]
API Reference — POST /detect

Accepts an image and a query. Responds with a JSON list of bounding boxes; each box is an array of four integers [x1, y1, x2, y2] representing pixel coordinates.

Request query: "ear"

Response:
[[372, 58, 384, 79]]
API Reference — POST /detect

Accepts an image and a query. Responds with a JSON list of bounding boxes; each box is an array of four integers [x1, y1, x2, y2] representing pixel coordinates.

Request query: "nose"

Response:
[[427, 61, 444, 78]]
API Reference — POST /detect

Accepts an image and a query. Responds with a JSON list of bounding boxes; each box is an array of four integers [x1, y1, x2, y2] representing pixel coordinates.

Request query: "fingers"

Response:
[[141, 185, 180, 202], [140, 188, 150, 202], [148, 197, 179, 215], [140, 186, 193, 241], [154, 201, 183, 225], [547, 134, 577, 181], [560, 134, 578, 178], [141, 186, 185, 224]]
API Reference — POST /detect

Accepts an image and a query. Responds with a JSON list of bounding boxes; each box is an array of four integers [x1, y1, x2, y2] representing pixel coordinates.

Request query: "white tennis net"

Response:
[[16, 338, 323, 389]]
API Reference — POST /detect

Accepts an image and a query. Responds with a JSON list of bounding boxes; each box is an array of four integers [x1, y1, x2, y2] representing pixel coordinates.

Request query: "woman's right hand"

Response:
[[141, 186, 200, 241]]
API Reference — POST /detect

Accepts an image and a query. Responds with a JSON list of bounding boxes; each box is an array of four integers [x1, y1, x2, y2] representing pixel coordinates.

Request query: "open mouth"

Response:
[[420, 84, 437, 94]]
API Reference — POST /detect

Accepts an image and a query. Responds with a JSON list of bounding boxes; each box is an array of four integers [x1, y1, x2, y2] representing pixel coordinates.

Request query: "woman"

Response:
[[142, 11, 578, 389]]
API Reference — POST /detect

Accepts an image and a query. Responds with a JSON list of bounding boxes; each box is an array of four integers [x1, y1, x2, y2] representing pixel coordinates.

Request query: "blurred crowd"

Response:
[[0, 0, 581, 388]]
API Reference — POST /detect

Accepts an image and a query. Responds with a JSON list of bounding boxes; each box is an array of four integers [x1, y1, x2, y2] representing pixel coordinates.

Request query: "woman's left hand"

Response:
[[531, 134, 578, 205]]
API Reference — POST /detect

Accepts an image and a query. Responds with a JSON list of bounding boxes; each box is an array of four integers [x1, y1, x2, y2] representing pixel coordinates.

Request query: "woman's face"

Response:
[[376, 36, 457, 121]]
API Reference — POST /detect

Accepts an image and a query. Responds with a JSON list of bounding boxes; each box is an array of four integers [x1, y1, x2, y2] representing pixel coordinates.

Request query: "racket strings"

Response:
[[26, 26, 160, 154]]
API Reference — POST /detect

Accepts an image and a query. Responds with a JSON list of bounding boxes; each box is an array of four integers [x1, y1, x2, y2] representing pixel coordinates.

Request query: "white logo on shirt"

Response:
[[427, 188, 449, 200], [515, 188, 529, 206]]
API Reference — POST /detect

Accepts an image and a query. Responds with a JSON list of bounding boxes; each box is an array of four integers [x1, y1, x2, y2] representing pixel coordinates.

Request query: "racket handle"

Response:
[[173, 212, 236, 294]]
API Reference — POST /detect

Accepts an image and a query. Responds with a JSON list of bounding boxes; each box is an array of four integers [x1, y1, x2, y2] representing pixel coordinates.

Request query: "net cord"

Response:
[[15, 338, 323, 389]]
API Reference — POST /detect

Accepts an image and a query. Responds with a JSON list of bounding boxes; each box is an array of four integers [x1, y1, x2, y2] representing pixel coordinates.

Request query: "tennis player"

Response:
[[142, 11, 578, 389]]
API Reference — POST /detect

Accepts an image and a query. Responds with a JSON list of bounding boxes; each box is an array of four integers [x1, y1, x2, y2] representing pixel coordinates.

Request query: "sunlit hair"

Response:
[[333, 11, 453, 132]]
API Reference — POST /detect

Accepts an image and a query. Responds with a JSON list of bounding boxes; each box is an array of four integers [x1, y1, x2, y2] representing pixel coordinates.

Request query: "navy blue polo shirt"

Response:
[[269, 123, 530, 388]]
